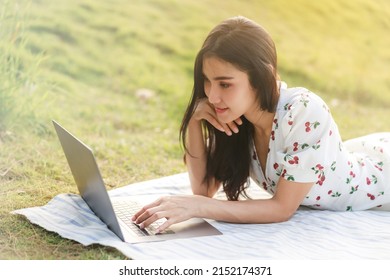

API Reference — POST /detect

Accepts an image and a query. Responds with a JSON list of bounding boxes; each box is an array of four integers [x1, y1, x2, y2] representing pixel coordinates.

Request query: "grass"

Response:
[[1, 0, 389, 259]]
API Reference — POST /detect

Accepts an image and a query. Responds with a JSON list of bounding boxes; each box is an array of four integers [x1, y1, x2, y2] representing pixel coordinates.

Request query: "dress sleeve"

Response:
[[276, 90, 338, 183]]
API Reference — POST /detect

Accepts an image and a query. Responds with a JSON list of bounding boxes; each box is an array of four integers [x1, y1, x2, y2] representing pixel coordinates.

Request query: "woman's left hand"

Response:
[[131, 195, 206, 233]]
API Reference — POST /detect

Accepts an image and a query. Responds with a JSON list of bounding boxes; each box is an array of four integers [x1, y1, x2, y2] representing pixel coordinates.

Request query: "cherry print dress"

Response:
[[250, 82, 390, 211]]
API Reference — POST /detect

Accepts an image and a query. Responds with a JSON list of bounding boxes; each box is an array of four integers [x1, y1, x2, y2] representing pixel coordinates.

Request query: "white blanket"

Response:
[[12, 173, 390, 259]]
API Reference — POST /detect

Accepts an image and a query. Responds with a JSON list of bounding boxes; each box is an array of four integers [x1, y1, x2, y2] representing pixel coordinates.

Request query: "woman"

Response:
[[132, 16, 390, 233]]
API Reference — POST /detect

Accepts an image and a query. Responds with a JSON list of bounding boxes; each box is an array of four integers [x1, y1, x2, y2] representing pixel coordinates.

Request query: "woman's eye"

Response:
[[220, 83, 230, 89]]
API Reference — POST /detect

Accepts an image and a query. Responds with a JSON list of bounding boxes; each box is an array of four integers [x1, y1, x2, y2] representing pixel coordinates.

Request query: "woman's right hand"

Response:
[[191, 98, 242, 136]]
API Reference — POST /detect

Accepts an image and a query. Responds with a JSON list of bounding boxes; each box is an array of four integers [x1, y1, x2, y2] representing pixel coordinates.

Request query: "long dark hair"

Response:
[[180, 16, 279, 200]]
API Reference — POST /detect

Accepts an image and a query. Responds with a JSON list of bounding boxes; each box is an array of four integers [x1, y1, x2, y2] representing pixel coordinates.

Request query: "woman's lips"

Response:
[[215, 107, 228, 114]]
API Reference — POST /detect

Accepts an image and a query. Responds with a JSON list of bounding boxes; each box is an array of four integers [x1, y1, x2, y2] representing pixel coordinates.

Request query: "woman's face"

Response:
[[202, 56, 260, 124]]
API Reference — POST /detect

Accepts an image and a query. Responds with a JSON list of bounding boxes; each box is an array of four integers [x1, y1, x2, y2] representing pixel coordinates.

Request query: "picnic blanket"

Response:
[[12, 172, 390, 259]]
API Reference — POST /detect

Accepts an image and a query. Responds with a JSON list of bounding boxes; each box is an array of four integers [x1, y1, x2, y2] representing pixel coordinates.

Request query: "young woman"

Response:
[[132, 16, 390, 233]]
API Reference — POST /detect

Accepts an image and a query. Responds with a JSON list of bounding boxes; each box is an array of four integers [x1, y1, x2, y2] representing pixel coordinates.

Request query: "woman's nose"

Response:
[[207, 85, 221, 104]]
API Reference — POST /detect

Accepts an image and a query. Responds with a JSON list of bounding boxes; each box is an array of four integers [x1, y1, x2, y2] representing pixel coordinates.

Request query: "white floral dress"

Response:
[[250, 82, 390, 211]]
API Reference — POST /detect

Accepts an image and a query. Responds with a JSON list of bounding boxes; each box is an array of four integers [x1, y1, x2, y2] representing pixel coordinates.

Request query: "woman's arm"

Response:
[[202, 178, 314, 223], [132, 177, 314, 232], [185, 118, 220, 197]]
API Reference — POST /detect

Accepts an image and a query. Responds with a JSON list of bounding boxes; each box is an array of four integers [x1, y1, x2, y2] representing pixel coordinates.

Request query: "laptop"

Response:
[[52, 120, 222, 243]]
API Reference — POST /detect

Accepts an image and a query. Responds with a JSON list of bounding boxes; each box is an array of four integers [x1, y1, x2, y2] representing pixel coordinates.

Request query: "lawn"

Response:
[[1, 0, 389, 259]]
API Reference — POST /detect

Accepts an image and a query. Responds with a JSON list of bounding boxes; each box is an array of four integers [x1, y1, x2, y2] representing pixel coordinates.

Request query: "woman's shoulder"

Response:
[[277, 82, 329, 112]]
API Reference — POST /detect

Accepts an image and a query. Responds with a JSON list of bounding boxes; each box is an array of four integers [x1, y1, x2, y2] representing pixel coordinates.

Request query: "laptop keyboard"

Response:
[[113, 200, 174, 236]]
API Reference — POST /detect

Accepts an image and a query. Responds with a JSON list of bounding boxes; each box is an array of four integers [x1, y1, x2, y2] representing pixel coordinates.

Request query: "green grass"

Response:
[[1, 0, 389, 259]]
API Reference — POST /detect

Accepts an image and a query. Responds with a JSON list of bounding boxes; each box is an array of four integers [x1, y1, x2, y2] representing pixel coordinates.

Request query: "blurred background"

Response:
[[1, 0, 389, 259]]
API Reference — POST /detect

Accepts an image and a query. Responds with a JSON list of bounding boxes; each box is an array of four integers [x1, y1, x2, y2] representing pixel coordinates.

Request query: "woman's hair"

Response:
[[180, 16, 279, 200]]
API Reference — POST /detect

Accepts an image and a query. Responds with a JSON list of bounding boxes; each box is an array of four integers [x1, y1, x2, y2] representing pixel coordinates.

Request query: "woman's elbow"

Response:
[[192, 189, 217, 198], [192, 189, 209, 197], [191, 180, 220, 198], [276, 212, 294, 223], [272, 206, 297, 223], [191, 184, 213, 197]]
